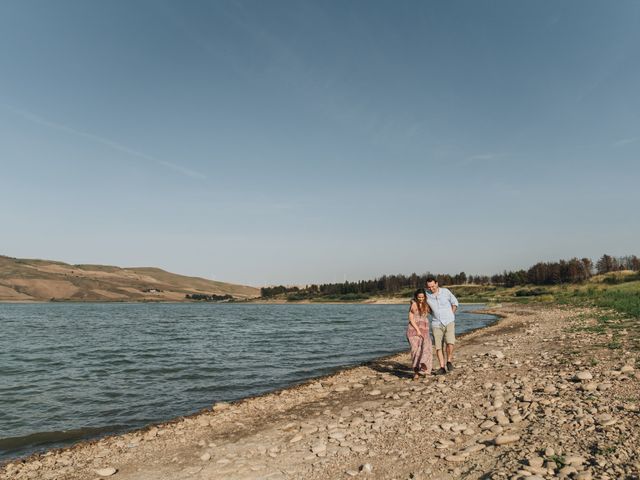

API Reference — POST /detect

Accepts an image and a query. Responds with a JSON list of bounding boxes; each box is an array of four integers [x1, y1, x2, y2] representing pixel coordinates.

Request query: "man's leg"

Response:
[[445, 323, 456, 371], [433, 326, 447, 374], [436, 348, 446, 369], [446, 343, 454, 363]]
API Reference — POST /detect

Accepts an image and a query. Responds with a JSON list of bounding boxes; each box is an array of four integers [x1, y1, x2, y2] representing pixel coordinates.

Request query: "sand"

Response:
[[2, 304, 639, 480]]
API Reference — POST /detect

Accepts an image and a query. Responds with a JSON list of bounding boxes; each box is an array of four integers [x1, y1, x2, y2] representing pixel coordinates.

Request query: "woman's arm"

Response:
[[408, 302, 424, 338]]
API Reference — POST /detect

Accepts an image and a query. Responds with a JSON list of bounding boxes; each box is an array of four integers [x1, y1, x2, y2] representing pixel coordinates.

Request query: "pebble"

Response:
[[94, 468, 117, 477], [565, 455, 586, 466], [527, 456, 544, 468], [351, 445, 368, 454], [368, 390, 382, 396], [212, 402, 231, 412], [559, 465, 578, 476], [575, 371, 593, 381], [480, 420, 496, 430], [311, 442, 327, 454], [289, 434, 303, 443], [596, 413, 616, 426], [620, 365, 634, 373], [575, 472, 593, 480], [494, 434, 520, 445], [581, 383, 598, 392], [445, 454, 467, 462], [200, 453, 211, 461], [360, 463, 373, 473], [462, 444, 485, 454], [435, 439, 454, 449]]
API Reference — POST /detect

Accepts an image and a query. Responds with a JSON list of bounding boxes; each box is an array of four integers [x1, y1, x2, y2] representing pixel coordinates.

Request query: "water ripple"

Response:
[[0, 303, 495, 461]]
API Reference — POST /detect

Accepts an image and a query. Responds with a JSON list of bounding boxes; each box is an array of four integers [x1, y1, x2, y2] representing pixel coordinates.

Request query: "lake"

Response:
[[0, 302, 496, 461]]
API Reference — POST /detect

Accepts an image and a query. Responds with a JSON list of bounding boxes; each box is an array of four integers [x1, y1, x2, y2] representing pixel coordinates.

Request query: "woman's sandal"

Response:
[[412, 372, 420, 380]]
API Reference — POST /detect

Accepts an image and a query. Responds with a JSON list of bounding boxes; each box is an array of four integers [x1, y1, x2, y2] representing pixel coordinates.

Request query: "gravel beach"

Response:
[[2, 304, 639, 480]]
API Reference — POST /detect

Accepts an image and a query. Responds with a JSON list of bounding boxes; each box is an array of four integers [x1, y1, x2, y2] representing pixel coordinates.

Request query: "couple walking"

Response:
[[406, 277, 459, 380]]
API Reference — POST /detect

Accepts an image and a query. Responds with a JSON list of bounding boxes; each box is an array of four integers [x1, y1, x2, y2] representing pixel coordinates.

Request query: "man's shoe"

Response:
[[435, 367, 447, 375], [446, 362, 454, 371]]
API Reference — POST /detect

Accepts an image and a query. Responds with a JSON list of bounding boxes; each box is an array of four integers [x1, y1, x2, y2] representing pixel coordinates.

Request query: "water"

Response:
[[0, 303, 496, 461]]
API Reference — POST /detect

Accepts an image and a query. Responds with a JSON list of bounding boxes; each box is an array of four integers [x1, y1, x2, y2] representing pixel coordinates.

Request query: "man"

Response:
[[425, 277, 459, 375]]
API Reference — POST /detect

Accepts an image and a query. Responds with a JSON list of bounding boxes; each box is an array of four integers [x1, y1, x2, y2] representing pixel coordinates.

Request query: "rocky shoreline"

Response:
[[2, 304, 639, 480]]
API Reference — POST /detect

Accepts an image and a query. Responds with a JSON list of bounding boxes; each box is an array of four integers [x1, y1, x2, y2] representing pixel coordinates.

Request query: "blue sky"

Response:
[[1, 1, 639, 286]]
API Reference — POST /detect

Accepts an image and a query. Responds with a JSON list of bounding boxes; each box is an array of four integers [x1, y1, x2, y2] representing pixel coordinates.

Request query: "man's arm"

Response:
[[449, 289, 459, 314]]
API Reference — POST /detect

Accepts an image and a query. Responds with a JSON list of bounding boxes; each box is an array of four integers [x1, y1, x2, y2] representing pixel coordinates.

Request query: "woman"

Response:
[[407, 288, 432, 380]]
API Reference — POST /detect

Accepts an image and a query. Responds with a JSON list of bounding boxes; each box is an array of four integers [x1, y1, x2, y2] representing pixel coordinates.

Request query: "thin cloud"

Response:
[[612, 137, 638, 148], [3, 104, 206, 180]]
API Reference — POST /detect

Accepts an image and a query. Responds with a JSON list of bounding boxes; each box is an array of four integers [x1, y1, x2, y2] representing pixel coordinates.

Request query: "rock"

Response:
[[581, 383, 598, 392], [368, 390, 382, 396], [212, 402, 231, 412], [564, 455, 586, 466], [200, 453, 211, 461], [620, 365, 634, 373], [493, 434, 520, 445], [445, 454, 467, 462], [527, 466, 549, 476], [488, 350, 505, 359], [545, 447, 555, 457], [495, 414, 510, 426], [559, 465, 578, 476], [462, 444, 485, 454], [328, 430, 346, 440], [94, 468, 117, 477], [360, 463, 373, 473], [510, 414, 523, 423], [575, 371, 593, 381], [435, 439, 454, 449], [350, 445, 368, 454], [596, 413, 616, 426], [289, 434, 303, 443], [575, 472, 593, 480], [346, 470, 359, 477], [480, 420, 496, 430], [311, 442, 327, 454], [527, 456, 544, 468]]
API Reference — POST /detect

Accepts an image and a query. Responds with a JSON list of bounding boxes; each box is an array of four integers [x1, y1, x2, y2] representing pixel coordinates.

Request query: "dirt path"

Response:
[[2, 304, 639, 480]]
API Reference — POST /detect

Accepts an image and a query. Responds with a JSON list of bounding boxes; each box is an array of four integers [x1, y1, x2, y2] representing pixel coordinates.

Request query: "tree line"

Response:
[[260, 254, 640, 298]]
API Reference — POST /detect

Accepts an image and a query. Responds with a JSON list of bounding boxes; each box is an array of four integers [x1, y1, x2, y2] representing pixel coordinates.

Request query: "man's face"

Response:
[[426, 281, 438, 293]]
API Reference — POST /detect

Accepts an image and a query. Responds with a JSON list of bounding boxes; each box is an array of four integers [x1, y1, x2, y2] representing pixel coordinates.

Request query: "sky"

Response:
[[1, 1, 639, 286]]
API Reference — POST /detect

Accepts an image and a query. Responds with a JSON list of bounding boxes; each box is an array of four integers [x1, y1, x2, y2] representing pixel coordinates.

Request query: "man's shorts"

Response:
[[432, 322, 456, 349]]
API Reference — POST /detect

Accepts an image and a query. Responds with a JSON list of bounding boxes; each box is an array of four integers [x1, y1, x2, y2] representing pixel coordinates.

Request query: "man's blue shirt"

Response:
[[426, 287, 459, 327]]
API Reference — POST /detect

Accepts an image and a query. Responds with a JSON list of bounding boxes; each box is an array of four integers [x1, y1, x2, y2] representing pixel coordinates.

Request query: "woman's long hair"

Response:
[[412, 288, 429, 316]]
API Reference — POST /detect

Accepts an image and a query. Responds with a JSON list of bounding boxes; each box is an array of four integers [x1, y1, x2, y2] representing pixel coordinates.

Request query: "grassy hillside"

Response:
[[0, 255, 259, 302], [452, 272, 640, 354]]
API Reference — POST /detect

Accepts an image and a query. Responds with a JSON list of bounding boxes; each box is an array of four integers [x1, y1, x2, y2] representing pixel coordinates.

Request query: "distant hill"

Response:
[[0, 255, 259, 302]]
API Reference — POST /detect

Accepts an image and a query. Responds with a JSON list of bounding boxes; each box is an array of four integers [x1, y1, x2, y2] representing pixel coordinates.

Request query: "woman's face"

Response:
[[416, 293, 426, 303]]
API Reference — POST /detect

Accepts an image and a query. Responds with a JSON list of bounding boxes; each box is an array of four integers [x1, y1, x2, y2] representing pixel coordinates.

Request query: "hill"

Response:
[[0, 255, 259, 302]]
